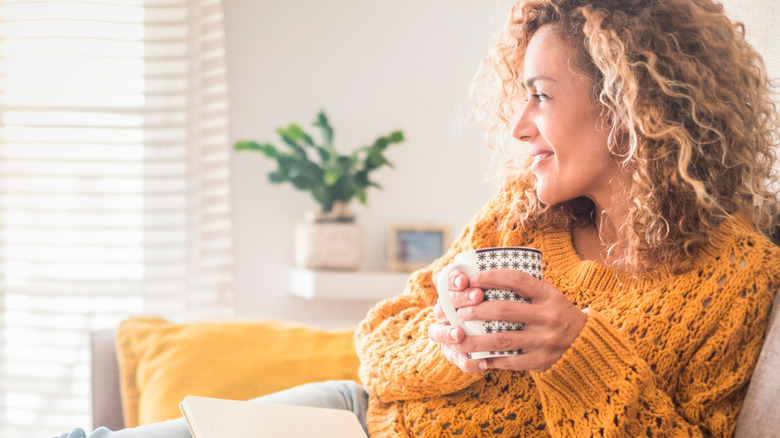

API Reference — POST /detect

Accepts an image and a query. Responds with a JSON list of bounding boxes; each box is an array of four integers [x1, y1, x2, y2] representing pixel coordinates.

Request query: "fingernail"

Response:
[[450, 328, 459, 341], [469, 291, 477, 301], [454, 275, 462, 288], [478, 361, 488, 370]]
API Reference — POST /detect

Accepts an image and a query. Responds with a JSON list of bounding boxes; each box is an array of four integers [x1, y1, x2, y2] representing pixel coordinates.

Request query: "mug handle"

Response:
[[435, 262, 478, 336]]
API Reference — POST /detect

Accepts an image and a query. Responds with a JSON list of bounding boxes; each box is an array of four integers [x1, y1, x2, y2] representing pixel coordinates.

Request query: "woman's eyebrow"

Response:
[[523, 74, 557, 88]]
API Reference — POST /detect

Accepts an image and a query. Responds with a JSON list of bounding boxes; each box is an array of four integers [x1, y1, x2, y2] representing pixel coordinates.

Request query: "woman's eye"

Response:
[[532, 93, 549, 101]]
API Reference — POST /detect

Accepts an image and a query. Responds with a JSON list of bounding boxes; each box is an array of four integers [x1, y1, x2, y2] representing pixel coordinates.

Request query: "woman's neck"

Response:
[[571, 202, 626, 268]]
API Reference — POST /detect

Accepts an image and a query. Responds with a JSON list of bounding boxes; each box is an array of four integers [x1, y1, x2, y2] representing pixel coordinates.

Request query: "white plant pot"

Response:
[[293, 221, 363, 270]]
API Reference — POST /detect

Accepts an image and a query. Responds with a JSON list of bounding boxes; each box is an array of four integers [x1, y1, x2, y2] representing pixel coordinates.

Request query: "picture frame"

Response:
[[387, 224, 450, 272]]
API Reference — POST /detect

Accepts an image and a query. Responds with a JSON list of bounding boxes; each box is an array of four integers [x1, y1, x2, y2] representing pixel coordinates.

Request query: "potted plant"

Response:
[[235, 111, 404, 270]]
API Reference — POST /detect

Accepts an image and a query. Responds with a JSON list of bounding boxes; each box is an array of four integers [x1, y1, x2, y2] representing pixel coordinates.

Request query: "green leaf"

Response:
[[234, 140, 261, 151], [366, 149, 389, 170], [313, 111, 334, 146], [268, 171, 286, 183], [315, 112, 329, 127], [348, 179, 368, 206], [284, 124, 315, 146], [235, 141, 279, 159], [315, 146, 330, 163], [335, 155, 352, 171], [311, 185, 334, 212], [290, 175, 311, 190], [285, 124, 303, 139], [388, 130, 404, 143], [349, 181, 368, 206], [292, 160, 323, 184], [373, 136, 389, 150], [324, 168, 341, 186], [276, 154, 297, 173], [278, 132, 307, 156], [350, 149, 365, 166], [331, 177, 355, 203], [354, 170, 369, 186]]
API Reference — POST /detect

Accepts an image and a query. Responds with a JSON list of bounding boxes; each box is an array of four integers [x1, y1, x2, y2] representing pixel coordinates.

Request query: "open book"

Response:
[[180, 395, 368, 438]]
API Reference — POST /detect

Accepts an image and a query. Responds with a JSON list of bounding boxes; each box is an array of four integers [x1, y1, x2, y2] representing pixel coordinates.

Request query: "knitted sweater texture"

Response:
[[355, 183, 780, 437]]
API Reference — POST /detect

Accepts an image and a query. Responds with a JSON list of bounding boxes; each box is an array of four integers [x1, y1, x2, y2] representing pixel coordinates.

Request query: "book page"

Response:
[[180, 395, 368, 438]]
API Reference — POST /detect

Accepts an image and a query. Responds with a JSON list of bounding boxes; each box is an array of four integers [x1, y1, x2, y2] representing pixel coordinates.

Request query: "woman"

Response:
[[58, 0, 780, 437], [356, 0, 780, 436]]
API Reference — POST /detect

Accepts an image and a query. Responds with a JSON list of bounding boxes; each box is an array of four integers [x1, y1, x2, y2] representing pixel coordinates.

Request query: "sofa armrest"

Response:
[[734, 286, 780, 437], [90, 329, 124, 431]]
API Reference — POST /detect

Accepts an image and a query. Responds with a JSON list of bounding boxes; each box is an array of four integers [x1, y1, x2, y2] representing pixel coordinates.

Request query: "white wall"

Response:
[[224, 0, 780, 327], [722, 0, 779, 81], [225, 0, 513, 326]]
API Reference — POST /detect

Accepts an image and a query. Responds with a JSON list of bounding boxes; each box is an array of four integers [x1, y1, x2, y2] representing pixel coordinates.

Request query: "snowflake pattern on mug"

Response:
[[467, 247, 542, 358], [475, 247, 542, 279]]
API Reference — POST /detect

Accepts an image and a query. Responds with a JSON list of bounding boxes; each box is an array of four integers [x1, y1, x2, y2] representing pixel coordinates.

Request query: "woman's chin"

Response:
[[535, 186, 571, 207], [534, 184, 556, 205]]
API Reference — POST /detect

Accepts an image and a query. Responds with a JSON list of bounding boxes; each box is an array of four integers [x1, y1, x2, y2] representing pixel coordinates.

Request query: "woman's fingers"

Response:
[[451, 331, 560, 371], [448, 288, 484, 308], [440, 344, 486, 374], [428, 318, 465, 343], [442, 269, 484, 308], [431, 313, 573, 372], [456, 299, 538, 325], [433, 291, 482, 324], [429, 320, 486, 373], [448, 270, 469, 291], [450, 330, 530, 355], [432, 301, 446, 322], [469, 269, 547, 302]]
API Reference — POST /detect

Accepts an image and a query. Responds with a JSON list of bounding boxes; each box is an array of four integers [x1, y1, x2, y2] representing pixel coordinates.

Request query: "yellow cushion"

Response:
[[116, 317, 360, 427]]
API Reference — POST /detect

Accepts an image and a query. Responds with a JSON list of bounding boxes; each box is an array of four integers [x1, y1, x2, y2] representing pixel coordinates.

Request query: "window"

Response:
[[0, 0, 234, 435]]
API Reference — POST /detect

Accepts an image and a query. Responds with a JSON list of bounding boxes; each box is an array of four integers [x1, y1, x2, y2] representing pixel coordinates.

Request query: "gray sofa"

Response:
[[90, 328, 124, 431], [91, 289, 780, 436]]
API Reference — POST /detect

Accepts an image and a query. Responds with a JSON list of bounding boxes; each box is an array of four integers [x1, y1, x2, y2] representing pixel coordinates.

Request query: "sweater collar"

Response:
[[539, 215, 759, 291], [540, 227, 671, 292]]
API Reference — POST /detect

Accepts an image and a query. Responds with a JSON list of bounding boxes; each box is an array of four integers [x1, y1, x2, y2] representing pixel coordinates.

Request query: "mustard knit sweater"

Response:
[[355, 184, 780, 437]]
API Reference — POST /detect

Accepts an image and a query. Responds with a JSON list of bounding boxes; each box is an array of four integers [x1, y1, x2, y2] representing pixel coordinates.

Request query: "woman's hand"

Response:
[[429, 269, 486, 373], [428, 269, 588, 373]]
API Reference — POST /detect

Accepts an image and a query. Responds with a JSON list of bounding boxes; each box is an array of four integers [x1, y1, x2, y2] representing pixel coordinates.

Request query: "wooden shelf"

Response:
[[288, 268, 410, 300]]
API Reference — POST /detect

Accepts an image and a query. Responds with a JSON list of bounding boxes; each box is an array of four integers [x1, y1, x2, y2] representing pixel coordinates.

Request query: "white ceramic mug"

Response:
[[435, 246, 542, 359]]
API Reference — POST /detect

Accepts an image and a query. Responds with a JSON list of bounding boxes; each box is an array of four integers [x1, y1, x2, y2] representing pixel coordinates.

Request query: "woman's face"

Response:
[[512, 25, 623, 209]]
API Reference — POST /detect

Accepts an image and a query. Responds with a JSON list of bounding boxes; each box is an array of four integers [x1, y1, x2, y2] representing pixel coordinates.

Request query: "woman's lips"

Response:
[[530, 149, 554, 171]]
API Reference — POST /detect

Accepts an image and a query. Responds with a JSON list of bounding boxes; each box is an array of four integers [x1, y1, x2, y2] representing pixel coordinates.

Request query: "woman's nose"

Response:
[[512, 103, 537, 142]]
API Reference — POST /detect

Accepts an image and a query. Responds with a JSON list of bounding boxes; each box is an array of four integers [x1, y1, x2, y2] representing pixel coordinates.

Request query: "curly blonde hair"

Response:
[[472, 0, 780, 273]]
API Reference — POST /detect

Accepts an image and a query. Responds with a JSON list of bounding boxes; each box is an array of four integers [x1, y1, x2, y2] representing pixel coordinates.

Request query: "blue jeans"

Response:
[[56, 380, 370, 438]]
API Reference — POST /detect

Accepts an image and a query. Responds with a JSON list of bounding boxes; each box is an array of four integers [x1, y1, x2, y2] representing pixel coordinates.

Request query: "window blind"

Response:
[[0, 0, 234, 435]]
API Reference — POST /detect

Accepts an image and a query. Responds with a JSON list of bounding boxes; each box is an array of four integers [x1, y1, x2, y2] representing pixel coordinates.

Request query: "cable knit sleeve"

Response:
[[354, 187, 520, 403], [531, 272, 778, 437], [354, 271, 482, 403]]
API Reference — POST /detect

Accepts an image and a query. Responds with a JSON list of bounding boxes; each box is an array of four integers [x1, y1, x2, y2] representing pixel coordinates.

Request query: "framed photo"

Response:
[[387, 224, 450, 271]]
